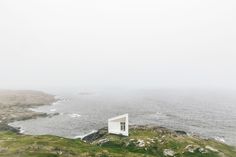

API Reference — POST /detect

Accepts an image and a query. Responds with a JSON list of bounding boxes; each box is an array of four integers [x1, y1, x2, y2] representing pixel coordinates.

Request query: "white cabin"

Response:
[[108, 114, 129, 136]]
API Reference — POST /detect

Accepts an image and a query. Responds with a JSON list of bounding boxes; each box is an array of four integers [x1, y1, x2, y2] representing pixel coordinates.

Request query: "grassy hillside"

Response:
[[0, 126, 235, 157]]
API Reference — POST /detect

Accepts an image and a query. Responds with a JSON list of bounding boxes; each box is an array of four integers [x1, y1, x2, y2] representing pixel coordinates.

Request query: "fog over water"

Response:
[[0, 0, 236, 90], [1, 0, 236, 146]]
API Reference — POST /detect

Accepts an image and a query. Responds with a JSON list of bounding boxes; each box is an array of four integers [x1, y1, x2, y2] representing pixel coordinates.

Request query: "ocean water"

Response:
[[10, 89, 236, 146]]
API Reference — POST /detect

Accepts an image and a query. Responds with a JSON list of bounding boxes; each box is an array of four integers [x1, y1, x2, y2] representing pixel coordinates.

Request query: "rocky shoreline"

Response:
[[0, 124, 235, 157], [82, 125, 188, 143], [0, 90, 57, 132], [81, 125, 236, 157]]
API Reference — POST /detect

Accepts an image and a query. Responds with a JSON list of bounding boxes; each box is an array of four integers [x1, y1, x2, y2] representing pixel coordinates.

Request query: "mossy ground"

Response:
[[0, 127, 235, 157]]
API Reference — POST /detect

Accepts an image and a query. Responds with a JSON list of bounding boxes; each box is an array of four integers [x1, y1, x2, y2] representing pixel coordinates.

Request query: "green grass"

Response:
[[0, 128, 235, 157]]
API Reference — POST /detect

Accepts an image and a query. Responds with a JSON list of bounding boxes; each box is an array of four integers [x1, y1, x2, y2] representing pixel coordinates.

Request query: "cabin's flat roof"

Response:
[[108, 113, 128, 121]]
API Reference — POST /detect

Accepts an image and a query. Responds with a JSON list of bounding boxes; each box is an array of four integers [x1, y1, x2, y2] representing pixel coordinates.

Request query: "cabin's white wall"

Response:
[[108, 115, 129, 136], [125, 115, 128, 136], [108, 121, 121, 134]]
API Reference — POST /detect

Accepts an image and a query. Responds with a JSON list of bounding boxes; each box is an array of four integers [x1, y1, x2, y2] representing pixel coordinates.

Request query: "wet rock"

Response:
[[82, 127, 108, 142], [47, 112, 60, 118], [0, 123, 19, 132], [175, 130, 187, 135]]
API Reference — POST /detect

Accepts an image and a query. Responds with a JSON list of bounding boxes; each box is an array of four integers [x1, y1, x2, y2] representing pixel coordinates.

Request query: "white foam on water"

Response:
[[19, 128, 25, 134], [28, 108, 37, 112], [73, 130, 97, 139], [51, 102, 58, 106], [69, 113, 81, 118], [50, 109, 57, 112], [214, 136, 226, 143]]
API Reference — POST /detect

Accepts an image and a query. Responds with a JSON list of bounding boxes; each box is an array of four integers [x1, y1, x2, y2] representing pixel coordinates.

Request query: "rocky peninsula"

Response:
[[0, 90, 56, 132]]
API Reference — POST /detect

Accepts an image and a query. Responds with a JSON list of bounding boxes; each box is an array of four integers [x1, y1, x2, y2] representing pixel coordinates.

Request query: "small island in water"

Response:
[[0, 90, 235, 157]]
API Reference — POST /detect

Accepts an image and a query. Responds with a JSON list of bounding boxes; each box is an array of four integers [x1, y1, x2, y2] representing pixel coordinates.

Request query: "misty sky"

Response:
[[0, 0, 236, 90]]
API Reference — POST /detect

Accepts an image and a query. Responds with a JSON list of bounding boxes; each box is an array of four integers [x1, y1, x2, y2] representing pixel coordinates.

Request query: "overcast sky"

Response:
[[0, 0, 236, 90]]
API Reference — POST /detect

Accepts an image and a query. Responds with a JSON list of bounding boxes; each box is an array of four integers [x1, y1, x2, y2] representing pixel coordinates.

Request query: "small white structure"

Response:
[[108, 114, 129, 136]]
